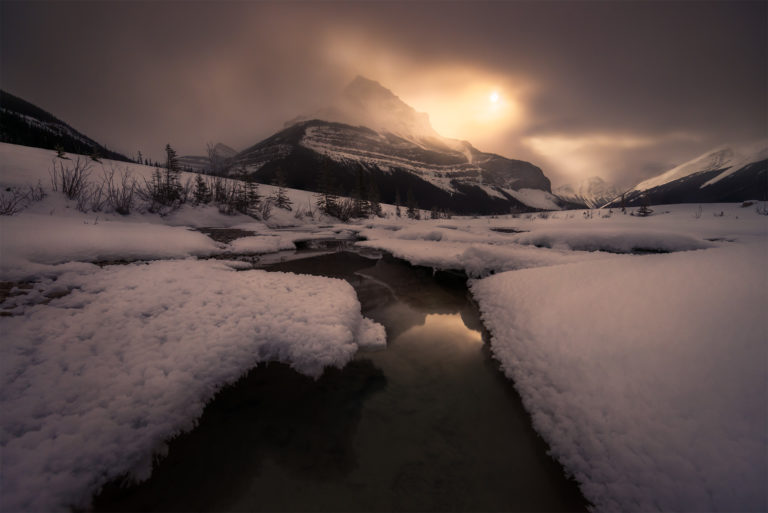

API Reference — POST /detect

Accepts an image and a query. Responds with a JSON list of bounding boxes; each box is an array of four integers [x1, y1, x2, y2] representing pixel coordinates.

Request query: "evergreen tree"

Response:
[[245, 177, 260, 212], [406, 187, 419, 219], [55, 145, 69, 160], [270, 168, 292, 210], [193, 174, 211, 204], [163, 143, 182, 203], [352, 168, 369, 217], [315, 162, 338, 217], [395, 189, 402, 217], [367, 179, 382, 217]]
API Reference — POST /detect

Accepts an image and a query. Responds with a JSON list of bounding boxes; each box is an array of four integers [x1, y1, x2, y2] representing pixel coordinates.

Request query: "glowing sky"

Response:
[[1, 1, 765, 188]]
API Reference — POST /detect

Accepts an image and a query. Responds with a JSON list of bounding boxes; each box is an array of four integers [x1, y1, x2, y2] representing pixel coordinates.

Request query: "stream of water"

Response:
[[92, 250, 587, 512]]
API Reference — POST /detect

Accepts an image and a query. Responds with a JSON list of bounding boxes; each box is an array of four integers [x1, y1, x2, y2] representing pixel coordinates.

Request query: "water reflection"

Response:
[[91, 360, 386, 512], [403, 313, 483, 346]]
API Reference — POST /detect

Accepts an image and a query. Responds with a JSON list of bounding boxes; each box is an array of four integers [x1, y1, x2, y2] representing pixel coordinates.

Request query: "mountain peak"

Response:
[[289, 76, 439, 141], [344, 76, 393, 98]]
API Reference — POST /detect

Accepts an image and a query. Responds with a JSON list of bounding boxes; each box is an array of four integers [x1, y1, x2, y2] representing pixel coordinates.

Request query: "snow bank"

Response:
[[0, 214, 222, 280], [356, 238, 612, 277], [471, 243, 767, 512], [0, 260, 385, 512], [511, 228, 712, 253]]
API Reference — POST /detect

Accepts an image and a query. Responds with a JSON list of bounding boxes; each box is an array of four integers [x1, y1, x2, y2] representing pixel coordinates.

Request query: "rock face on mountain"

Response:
[[605, 142, 768, 207], [232, 77, 557, 214], [554, 176, 621, 209], [0, 89, 129, 162]]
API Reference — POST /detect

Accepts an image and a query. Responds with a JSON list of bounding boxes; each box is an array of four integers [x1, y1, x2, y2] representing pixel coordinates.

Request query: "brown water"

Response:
[[91, 251, 587, 512]]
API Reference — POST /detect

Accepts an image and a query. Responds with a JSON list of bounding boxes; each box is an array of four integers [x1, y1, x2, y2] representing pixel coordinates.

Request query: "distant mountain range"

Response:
[[604, 142, 768, 208], [554, 177, 620, 209], [3, 84, 765, 213], [0, 90, 130, 162]]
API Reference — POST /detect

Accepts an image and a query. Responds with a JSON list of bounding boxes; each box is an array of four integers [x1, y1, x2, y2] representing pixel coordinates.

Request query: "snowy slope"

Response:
[[554, 176, 620, 208]]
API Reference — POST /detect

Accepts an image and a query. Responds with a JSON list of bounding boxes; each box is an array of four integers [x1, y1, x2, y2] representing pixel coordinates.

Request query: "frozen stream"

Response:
[[92, 250, 587, 512]]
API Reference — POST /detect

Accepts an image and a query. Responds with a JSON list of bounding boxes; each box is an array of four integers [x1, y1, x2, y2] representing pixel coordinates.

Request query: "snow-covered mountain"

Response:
[[0, 89, 130, 162], [605, 141, 768, 207], [231, 76, 559, 214], [554, 176, 620, 209]]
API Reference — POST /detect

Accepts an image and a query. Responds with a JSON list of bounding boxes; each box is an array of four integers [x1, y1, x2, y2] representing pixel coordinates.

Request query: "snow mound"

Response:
[[511, 228, 712, 253], [0, 260, 385, 512], [0, 214, 222, 280], [471, 244, 767, 512]]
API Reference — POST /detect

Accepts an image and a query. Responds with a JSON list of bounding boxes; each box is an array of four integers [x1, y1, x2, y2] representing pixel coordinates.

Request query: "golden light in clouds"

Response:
[[399, 71, 529, 145], [321, 32, 529, 148]]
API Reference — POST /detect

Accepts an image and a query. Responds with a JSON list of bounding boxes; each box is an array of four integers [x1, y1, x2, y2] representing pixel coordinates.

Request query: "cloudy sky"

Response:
[[2, 1, 765, 188]]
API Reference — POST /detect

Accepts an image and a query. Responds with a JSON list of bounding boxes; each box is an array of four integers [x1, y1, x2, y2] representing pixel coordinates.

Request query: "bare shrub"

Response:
[[75, 184, 96, 213], [0, 187, 29, 215], [50, 157, 92, 200], [179, 177, 193, 205], [259, 197, 273, 220], [102, 167, 136, 215], [27, 181, 47, 202], [336, 197, 356, 222]]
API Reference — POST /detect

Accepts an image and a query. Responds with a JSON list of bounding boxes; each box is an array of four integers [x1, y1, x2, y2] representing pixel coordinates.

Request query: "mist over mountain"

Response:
[[231, 77, 559, 214], [554, 177, 620, 209]]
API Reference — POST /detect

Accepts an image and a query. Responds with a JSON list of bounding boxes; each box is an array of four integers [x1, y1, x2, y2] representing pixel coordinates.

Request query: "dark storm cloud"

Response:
[[1, 1, 765, 187]]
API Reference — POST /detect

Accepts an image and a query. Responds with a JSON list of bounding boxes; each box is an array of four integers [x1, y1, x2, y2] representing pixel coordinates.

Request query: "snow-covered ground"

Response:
[[0, 143, 386, 511], [357, 205, 766, 512], [1, 142, 766, 512]]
